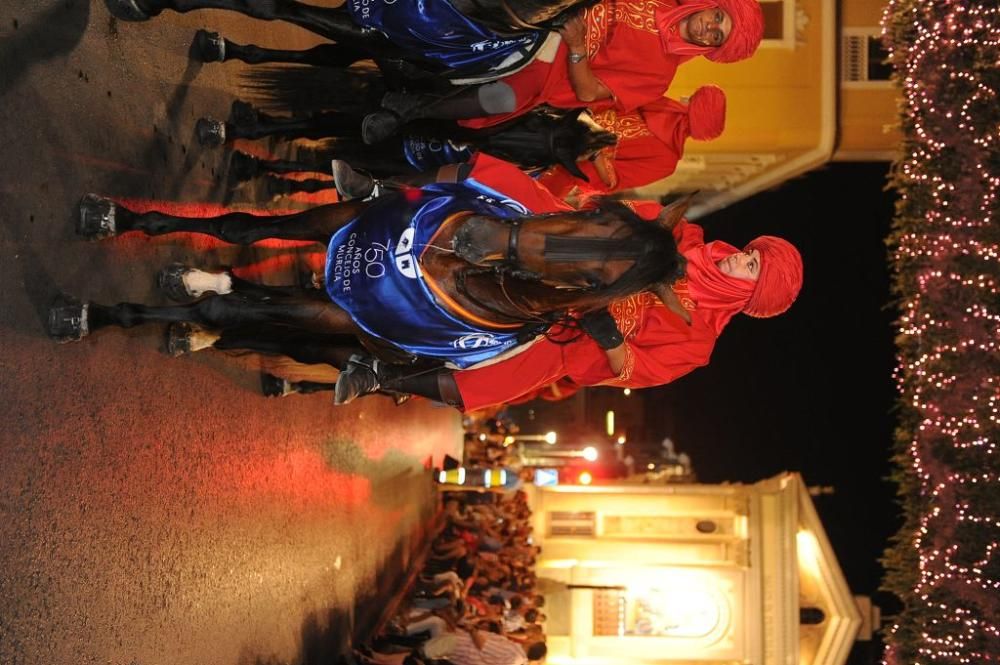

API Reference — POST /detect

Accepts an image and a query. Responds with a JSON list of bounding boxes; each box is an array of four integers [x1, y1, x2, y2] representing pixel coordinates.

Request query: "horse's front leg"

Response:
[[48, 288, 362, 347], [193, 30, 368, 68], [109, 0, 388, 47], [76, 195, 368, 245]]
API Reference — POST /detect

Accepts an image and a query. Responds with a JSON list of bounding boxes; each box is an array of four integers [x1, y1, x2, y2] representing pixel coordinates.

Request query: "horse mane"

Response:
[[458, 201, 685, 331]]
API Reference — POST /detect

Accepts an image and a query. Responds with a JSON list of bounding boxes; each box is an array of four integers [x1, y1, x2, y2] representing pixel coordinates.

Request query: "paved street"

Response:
[[0, 2, 463, 664]]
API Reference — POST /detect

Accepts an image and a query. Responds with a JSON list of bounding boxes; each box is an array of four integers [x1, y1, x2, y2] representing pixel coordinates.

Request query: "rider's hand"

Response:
[[579, 308, 624, 350], [558, 14, 587, 51]]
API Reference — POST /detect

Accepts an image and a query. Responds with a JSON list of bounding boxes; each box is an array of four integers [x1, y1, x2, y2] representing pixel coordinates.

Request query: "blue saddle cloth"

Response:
[[348, 0, 544, 77], [403, 136, 474, 171], [325, 182, 534, 368]]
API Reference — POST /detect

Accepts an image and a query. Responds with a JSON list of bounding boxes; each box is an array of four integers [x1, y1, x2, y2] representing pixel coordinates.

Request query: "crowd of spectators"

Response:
[[358, 488, 547, 665]]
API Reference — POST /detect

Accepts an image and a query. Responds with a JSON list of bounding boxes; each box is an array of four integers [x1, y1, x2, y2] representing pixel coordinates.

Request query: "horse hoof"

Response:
[[195, 118, 227, 147], [260, 373, 297, 397], [157, 263, 194, 301], [104, 0, 161, 21], [229, 100, 258, 128], [192, 29, 226, 62], [361, 112, 401, 145], [77, 194, 118, 240], [47, 294, 89, 343], [229, 151, 260, 182], [265, 175, 297, 199]]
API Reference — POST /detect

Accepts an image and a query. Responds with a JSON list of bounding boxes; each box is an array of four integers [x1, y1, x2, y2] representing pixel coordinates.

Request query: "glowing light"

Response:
[[606, 411, 615, 436], [623, 388, 632, 396], [545, 431, 558, 445], [879, 1, 1000, 662], [578, 471, 593, 485], [617, 435, 627, 445], [582, 446, 599, 462]]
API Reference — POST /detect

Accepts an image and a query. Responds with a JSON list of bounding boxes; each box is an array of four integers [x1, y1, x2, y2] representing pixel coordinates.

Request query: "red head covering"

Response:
[[637, 85, 725, 157], [674, 224, 754, 335], [655, 0, 764, 63], [707, 0, 765, 62], [743, 235, 803, 317], [687, 85, 726, 140]]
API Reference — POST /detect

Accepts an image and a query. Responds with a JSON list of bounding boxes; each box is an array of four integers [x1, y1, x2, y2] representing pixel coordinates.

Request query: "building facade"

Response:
[[528, 473, 861, 665], [635, 0, 897, 217]]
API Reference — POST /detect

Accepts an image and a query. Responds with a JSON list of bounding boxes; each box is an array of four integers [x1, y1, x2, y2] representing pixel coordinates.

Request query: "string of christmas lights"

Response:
[[880, 0, 1000, 663]]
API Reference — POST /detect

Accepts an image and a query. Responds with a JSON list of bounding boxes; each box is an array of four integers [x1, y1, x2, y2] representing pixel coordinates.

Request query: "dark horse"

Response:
[[208, 100, 614, 195], [49, 185, 688, 380], [105, 0, 595, 81]]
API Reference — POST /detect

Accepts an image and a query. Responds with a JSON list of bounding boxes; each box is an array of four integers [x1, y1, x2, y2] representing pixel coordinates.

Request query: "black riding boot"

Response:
[[334, 355, 462, 408], [362, 88, 489, 144]]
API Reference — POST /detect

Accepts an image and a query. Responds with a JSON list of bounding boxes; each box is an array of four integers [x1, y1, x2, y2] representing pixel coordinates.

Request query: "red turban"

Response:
[[743, 236, 803, 318], [687, 85, 726, 140], [708, 0, 765, 63]]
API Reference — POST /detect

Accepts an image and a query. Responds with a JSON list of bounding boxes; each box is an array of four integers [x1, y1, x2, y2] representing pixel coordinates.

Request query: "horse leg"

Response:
[[229, 151, 325, 183], [266, 176, 336, 199], [86, 289, 361, 338], [123, 0, 388, 46], [78, 195, 368, 244], [195, 30, 369, 68]]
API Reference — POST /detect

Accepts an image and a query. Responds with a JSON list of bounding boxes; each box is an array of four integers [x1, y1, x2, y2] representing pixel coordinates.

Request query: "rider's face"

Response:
[[678, 8, 733, 47], [716, 248, 761, 281]]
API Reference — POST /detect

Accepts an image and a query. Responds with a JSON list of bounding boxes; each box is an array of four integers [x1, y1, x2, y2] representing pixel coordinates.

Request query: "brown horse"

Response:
[[49, 187, 689, 373]]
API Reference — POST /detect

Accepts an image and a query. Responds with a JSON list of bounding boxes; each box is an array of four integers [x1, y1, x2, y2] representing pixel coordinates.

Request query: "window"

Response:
[[842, 29, 893, 87], [758, 0, 795, 48], [549, 511, 596, 536]]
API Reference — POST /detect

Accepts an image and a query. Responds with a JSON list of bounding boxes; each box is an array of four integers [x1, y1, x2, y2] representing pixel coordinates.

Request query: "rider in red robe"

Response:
[[538, 85, 727, 198], [362, 0, 764, 141], [335, 154, 805, 411]]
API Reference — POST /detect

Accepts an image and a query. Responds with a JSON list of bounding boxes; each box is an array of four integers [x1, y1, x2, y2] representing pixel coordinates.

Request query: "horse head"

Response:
[[451, 200, 685, 321], [482, 108, 617, 177]]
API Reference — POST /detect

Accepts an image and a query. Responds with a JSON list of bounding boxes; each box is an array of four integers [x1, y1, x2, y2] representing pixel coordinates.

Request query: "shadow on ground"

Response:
[[0, 1, 91, 97]]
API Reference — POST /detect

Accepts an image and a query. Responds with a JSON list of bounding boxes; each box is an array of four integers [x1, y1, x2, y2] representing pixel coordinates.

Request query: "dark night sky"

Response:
[[643, 161, 900, 599]]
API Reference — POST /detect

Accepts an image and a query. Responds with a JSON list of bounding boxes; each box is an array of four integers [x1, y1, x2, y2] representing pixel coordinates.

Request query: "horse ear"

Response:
[[562, 158, 590, 182], [651, 283, 692, 326], [655, 192, 697, 231]]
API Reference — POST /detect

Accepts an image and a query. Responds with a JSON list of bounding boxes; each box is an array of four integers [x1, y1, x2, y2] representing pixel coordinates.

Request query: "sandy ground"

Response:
[[0, 2, 463, 664]]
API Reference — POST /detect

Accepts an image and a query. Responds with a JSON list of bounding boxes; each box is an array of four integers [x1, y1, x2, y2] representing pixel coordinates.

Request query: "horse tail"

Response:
[[240, 65, 385, 114]]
